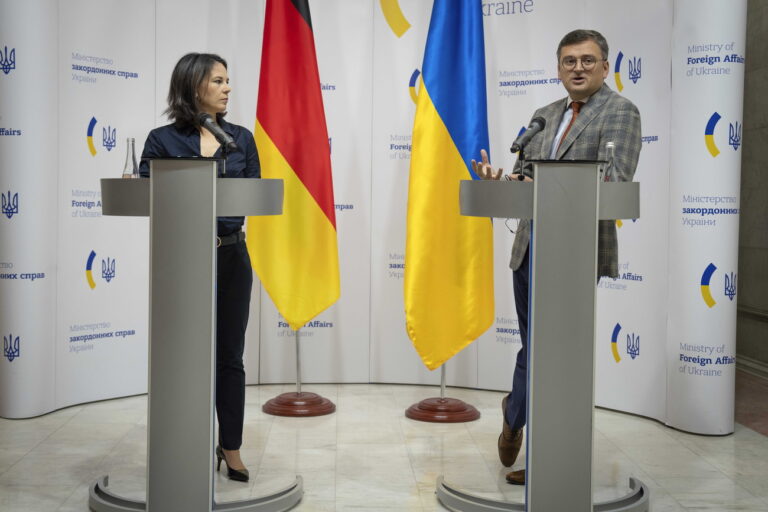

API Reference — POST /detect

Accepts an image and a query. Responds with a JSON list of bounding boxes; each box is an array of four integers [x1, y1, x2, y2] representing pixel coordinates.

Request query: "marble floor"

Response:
[[1, 384, 767, 511], [736, 369, 768, 437]]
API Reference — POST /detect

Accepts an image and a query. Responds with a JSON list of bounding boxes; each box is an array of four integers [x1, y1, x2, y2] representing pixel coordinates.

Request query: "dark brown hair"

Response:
[[557, 30, 609, 61], [164, 53, 227, 127]]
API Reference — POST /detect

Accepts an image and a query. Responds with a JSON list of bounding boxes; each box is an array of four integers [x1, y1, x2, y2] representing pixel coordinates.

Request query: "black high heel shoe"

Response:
[[216, 445, 250, 482]]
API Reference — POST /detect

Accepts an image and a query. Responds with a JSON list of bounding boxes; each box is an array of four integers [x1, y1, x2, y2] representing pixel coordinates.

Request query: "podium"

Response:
[[437, 162, 649, 512], [89, 159, 303, 512]]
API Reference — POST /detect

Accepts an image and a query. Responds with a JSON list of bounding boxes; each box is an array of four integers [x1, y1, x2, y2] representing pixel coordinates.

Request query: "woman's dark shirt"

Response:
[[139, 118, 261, 236]]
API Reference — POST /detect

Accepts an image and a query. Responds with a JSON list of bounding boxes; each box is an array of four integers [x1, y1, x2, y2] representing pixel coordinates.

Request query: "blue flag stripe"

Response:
[[421, 0, 489, 179]]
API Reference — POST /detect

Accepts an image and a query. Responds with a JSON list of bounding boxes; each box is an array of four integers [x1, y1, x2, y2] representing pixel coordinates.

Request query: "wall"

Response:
[[738, 0, 768, 374]]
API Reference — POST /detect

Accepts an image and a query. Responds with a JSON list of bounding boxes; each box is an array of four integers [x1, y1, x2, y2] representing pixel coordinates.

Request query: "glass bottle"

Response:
[[604, 141, 616, 182], [122, 137, 139, 178]]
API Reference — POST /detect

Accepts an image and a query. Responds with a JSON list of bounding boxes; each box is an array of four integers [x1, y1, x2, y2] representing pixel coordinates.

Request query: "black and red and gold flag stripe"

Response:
[[247, 0, 340, 330]]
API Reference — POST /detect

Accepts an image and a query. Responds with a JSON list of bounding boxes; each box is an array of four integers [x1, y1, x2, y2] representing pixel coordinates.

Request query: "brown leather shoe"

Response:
[[498, 396, 523, 467], [505, 469, 526, 485]]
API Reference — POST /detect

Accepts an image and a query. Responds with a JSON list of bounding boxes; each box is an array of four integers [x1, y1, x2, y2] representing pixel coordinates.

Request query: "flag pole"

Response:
[[404, 361, 479, 423], [295, 329, 302, 395], [262, 325, 335, 417], [253, 0, 339, 421], [440, 365, 446, 400]]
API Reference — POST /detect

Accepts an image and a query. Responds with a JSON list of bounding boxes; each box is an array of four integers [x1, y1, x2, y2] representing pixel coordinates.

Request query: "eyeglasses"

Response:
[[560, 56, 604, 71]]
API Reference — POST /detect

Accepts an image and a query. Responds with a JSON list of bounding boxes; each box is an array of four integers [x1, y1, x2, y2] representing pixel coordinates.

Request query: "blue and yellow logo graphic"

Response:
[[87, 117, 99, 156], [4, 333, 20, 362], [611, 322, 639, 363], [705, 112, 742, 157], [700, 262, 737, 307], [380, 0, 411, 38], [700, 262, 717, 307], [611, 323, 622, 362], [85, 250, 116, 289], [85, 250, 98, 289], [614, 51, 641, 92], [87, 117, 117, 156], [0, 46, 15, 75], [2, 190, 18, 219], [409, 69, 421, 104], [704, 113, 721, 157]]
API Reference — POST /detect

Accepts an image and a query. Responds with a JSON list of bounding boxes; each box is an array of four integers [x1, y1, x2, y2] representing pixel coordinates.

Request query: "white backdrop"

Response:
[[55, 0, 154, 410], [0, 0, 58, 418], [0, 0, 745, 436], [666, 0, 745, 435]]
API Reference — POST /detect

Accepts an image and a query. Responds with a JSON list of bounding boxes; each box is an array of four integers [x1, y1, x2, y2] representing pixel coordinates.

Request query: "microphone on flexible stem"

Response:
[[197, 112, 239, 153], [510, 117, 546, 154]]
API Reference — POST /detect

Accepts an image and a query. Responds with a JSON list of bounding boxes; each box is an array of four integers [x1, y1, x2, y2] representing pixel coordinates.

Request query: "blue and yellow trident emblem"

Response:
[[103, 126, 117, 151], [0, 46, 15, 75], [729, 122, 742, 151], [2, 190, 18, 219], [724, 272, 737, 301], [626, 333, 640, 360], [4, 334, 20, 362], [102, 257, 116, 283], [628, 57, 641, 84]]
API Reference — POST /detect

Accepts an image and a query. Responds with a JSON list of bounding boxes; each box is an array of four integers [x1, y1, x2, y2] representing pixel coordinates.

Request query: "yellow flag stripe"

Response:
[[404, 85, 494, 370], [247, 121, 340, 330]]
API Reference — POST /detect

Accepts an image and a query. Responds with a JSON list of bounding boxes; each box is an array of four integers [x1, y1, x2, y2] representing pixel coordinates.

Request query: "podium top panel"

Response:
[[599, 182, 640, 220], [459, 179, 533, 219], [459, 179, 639, 220], [148, 156, 221, 162], [216, 179, 283, 216], [527, 159, 607, 164], [101, 178, 283, 217], [101, 178, 149, 216]]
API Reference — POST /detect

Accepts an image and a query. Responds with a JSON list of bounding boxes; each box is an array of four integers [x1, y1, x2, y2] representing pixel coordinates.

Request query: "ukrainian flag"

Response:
[[404, 0, 494, 370]]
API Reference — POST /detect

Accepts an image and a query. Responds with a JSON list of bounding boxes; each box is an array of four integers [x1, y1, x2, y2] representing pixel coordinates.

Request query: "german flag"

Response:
[[247, 0, 340, 330]]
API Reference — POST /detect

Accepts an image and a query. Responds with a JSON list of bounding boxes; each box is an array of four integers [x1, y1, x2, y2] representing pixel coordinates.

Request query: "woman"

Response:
[[140, 52, 259, 482]]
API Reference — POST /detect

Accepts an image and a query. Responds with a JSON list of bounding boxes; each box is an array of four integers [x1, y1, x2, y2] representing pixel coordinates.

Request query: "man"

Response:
[[472, 29, 642, 485]]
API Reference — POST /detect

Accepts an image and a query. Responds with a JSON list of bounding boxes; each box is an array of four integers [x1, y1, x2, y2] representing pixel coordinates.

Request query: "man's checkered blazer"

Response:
[[510, 83, 642, 278]]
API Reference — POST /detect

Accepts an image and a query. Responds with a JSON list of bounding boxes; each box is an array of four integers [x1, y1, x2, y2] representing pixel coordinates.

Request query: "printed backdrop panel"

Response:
[[0, 0, 58, 418], [55, 0, 155, 408], [0, 1, 745, 435], [370, 0, 428, 385], [154, 0, 263, 127], [589, 0, 672, 423], [667, 0, 746, 434]]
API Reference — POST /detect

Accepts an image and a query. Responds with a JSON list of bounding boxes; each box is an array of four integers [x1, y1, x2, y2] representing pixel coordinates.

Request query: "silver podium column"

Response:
[[437, 161, 649, 512], [90, 159, 302, 512]]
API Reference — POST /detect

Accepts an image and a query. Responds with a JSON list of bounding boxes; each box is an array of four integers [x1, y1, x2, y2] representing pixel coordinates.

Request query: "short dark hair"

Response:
[[557, 30, 609, 61], [164, 53, 228, 127]]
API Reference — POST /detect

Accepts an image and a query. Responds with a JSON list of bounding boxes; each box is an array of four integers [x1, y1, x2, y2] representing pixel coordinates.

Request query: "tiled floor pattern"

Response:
[[1, 384, 767, 511]]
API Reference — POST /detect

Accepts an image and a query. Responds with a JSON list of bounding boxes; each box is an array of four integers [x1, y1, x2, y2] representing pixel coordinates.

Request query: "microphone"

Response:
[[510, 117, 546, 153], [197, 113, 239, 153]]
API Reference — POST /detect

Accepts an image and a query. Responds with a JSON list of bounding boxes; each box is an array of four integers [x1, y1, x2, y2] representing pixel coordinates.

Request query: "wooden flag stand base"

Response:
[[262, 392, 335, 417], [405, 367, 480, 423], [262, 330, 336, 417]]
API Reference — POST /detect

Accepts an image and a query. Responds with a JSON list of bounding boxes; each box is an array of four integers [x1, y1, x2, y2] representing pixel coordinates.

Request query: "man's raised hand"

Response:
[[471, 149, 503, 180]]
